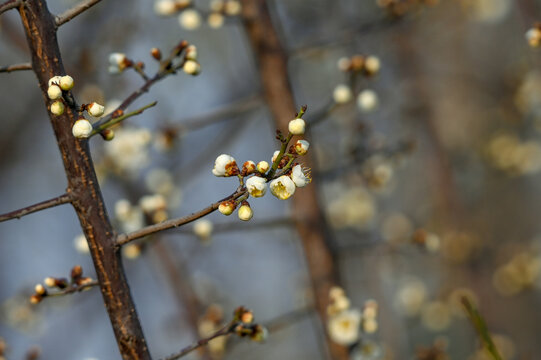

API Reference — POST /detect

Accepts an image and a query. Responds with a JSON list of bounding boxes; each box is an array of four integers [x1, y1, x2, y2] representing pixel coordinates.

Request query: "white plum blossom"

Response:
[[269, 175, 296, 200], [109, 53, 129, 74], [104, 127, 152, 176], [357, 89, 378, 112], [88, 102, 105, 117], [245, 176, 267, 197], [183, 60, 201, 75], [47, 84, 62, 100], [114, 199, 144, 233], [193, 219, 213, 240], [73, 234, 89, 254], [178, 9, 201, 30], [327, 309, 362, 346], [291, 165, 311, 188], [288, 118, 305, 135], [139, 194, 167, 214], [48, 75, 62, 87], [295, 140, 310, 155], [364, 55, 381, 75], [333, 84, 352, 104], [237, 203, 253, 221], [212, 154, 238, 177], [256, 161, 269, 174], [72, 119, 93, 138], [59, 75, 74, 91]]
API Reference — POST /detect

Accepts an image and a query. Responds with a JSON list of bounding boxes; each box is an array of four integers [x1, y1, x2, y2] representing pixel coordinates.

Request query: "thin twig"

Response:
[[265, 307, 314, 333], [55, 0, 102, 27], [0, 62, 32, 73], [116, 188, 247, 246], [161, 323, 234, 360], [47, 280, 99, 298], [90, 101, 157, 136], [461, 296, 503, 360], [0, 193, 72, 223], [0, 0, 20, 16]]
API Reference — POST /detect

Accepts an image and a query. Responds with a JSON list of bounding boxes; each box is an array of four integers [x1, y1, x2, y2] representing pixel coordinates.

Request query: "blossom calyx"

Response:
[[212, 154, 239, 177]]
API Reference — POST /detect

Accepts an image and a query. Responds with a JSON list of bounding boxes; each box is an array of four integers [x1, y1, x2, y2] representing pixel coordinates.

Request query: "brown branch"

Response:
[[162, 323, 233, 360], [0, 62, 32, 73], [18, 1, 150, 358], [55, 0, 102, 27], [0, 0, 20, 15], [0, 193, 72, 223], [240, 1, 348, 359], [116, 188, 247, 246], [47, 280, 99, 298]]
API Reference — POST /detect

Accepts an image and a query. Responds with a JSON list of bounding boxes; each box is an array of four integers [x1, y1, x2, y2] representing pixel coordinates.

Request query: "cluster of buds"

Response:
[[231, 306, 268, 342], [47, 75, 73, 118], [153, 0, 241, 30], [326, 287, 379, 346], [376, 0, 438, 17], [411, 228, 441, 253], [526, 23, 541, 48], [149, 41, 200, 76], [213, 107, 312, 220], [30, 265, 94, 304], [334, 55, 380, 112]]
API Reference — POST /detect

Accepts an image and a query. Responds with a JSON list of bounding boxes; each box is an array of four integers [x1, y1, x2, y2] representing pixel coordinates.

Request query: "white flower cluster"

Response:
[[153, 0, 241, 30], [326, 287, 379, 346], [213, 117, 312, 220], [104, 127, 153, 176]]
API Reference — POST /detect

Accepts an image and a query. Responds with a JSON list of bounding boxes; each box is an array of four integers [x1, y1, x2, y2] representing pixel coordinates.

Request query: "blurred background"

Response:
[[1, 0, 541, 359]]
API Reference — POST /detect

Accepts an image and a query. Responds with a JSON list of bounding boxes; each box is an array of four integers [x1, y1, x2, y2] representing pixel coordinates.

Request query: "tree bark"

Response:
[[240, 1, 349, 359], [17, 1, 150, 359]]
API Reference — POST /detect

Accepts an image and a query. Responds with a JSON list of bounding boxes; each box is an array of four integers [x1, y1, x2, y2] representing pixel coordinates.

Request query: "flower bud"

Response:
[[294, 140, 310, 155], [178, 9, 202, 30], [72, 118, 93, 138], [47, 84, 62, 100], [271, 150, 280, 164], [224, 0, 242, 15], [34, 284, 46, 295], [288, 118, 305, 135], [185, 45, 197, 61], [151, 47, 162, 60], [100, 129, 115, 141], [245, 176, 267, 197], [208, 12, 225, 28], [256, 161, 269, 174], [212, 154, 239, 177], [357, 89, 378, 112], [30, 294, 42, 304], [218, 200, 236, 215], [237, 202, 253, 221], [87, 102, 105, 117], [333, 84, 352, 104], [48, 75, 62, 87], [526, 27, 541, 48], [183, 60, 201, 75], [269, 175, 296, 200], [44, 277, 56, 288], [154, 0, 177, 16], [364, 55, 380, 76], [59, 75, 74, 90], [109, 53, 129, 74], [193, 219, 213, 240], [337, 57, 351, 72], [242, 160, 256, 175], [50, 100, 65, 115]]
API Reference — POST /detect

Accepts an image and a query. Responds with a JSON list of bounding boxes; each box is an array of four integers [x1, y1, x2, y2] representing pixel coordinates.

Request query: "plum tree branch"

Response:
[[0, 193, 72, 223], [116, 188, 247, 246], [0, 62, 32, 73], [55, 0, 102, 26], [0, 0, 20, 16]]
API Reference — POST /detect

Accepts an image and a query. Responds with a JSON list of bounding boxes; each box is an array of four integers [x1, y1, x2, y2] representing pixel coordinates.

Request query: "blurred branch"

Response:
[[0, 62, 32, 73], [116, 188, 247, 246], [55, 0, 102, 27], [47, 280, 99, 298], [265, 306, 314, 333], [176, 95, 263, 133], [0, 193, 72, 223], [461, 296, 503, 360], [162, 323, 233, 360], [0, 0, 20, 16], [90, 101, 157, 136], [240, 1, 347, 359]]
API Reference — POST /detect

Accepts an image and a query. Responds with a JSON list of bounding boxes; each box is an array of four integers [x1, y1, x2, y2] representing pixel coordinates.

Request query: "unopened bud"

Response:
[[242, 161, 256, 176], [294, 139, 310, 155], [151, 47, 162, 60], [47, 84, 62, 100], [183, 60, 201, 75], [44, 277, 56, 287], [87, 102, 105, 117], [59, 75, 74, 91], [288, 118, 305, 135], [72, 119, 93, 138], [100, 129, 115, 141], [34, 284, 46, 295], [218, 200, 236, 215], [237, 202, 253, 221], [30, 295, 41, 304], [50, 100, 65, 115], [71, 265, 83, 280], [256, 161, 269, 174]]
